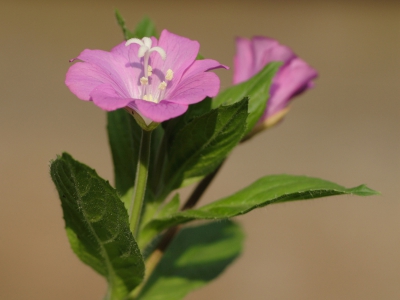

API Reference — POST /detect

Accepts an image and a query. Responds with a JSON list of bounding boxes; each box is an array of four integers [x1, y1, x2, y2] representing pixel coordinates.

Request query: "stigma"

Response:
[[125, 37, 167, 61]]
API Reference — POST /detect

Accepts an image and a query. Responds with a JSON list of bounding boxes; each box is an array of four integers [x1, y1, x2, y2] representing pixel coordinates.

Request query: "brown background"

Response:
[[1, 0, 399, 299]]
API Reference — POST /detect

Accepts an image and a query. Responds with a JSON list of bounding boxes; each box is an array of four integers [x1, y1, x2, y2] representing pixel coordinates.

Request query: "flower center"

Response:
[[125, 37, 174, 104]]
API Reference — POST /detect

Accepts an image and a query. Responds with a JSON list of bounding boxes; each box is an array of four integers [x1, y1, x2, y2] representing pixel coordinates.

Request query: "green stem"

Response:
[[151, 131, 168, 197], [129, 129, 152, 238]]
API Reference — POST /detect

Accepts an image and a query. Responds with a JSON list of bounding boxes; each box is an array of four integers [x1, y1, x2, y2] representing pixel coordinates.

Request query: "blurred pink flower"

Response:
[[66, 30, 226, 125], [234, 36, 317, 130]]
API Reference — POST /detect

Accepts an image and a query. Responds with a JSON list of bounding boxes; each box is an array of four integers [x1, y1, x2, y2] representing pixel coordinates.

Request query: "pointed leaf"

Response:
[[162, 98, 248, 194], [115, 9, 135, 40], [212, 62, 282, 135], [50, 153, 145, 300], [144, 174, 379, 232], [137, 221, 244, 300], [115, 10, 157, 40]]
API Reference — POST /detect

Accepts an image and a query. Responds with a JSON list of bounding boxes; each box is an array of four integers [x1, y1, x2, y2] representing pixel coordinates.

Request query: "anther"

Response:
[[143, 94, 154, 102], [140, 77, 148, 85], [158, 81, 167, 90], [165, 69, 174, 81], [147, 66, 153, 76]]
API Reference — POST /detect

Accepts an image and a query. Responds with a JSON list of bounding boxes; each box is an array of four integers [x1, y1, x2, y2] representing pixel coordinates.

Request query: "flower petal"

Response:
[[263, 58, 318, 119], [148, 30, 200, 96], [79, 44, 142, 98], [233, 37, 295, 84], [183, 59, 229, 77], [90, 84, 134, 111], [251, 37, 294, 70], [75, 49, 131, 98], [127, 100, 188, 123], [65, 62, 109, 101], [233, 38, 254, 84], [166, 59, 227, 104], [167, 72, 220, 105]]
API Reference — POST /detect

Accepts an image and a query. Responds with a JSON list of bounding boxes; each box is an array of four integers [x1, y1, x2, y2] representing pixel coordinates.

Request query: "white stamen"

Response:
[[140, 77, 148, 85], [147, 65, 153, 76], [158, 81, 167, 90], [165, 69, 174, 81]]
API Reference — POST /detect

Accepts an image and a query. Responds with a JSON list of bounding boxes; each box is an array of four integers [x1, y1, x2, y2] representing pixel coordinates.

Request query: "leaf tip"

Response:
[[350, 184, 380, 196]]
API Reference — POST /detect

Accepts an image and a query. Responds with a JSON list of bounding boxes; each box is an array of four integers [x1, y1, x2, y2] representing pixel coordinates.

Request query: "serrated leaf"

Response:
[[162, 98, 248, 195], [144, 174, 379, 233], [136, 221, 244, 300], [212, 62, 282, 135], [50, 153, 145, 300]]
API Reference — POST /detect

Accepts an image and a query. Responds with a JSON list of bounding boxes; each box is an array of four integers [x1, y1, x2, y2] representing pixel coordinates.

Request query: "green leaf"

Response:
[[162, 97, 212, 144], [136, 221, 244, 300], [133, 16, 158, 39], [115, 10, 157, 40], [139, 194, 181, 251], [196, 53, 204, 60], [156, 194, 181, 219], [50, 153, 145, 300], [107, 109, 141, 201], [115, 9, 134, 40], [212, 62, 282, 135], [162, 98, 248, 194], [144, 174, 379, 233]]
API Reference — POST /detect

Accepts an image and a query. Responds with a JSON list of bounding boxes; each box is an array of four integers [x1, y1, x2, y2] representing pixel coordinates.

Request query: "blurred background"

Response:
[[1, 0, 399, 299]]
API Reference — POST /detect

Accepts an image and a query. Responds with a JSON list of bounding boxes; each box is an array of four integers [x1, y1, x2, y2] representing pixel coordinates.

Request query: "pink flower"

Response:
[[66, 30, 226, 125], [234, 36, 317, 129]]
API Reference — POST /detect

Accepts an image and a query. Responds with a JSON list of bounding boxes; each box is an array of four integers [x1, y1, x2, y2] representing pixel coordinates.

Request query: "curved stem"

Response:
[[130, 129, 152, 238]]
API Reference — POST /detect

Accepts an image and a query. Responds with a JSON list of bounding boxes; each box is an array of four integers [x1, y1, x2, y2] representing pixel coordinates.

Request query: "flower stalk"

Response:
[[129, 129, 152, 238]]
